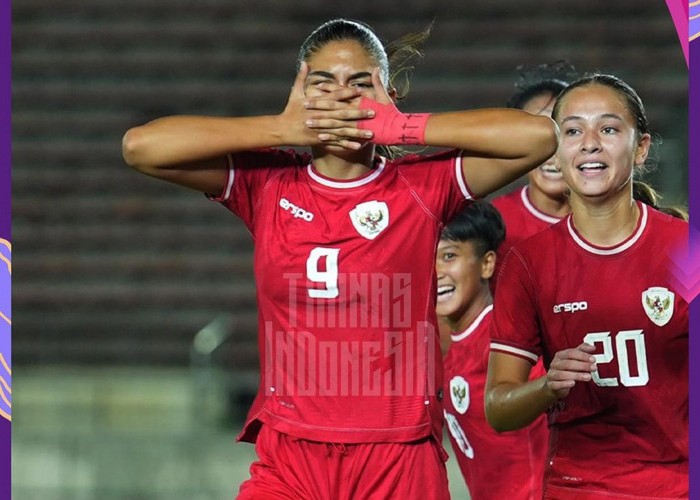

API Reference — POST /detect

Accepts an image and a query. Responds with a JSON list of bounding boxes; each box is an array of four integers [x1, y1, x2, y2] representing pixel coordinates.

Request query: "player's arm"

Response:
[[424, 110, 557, 197], [484, 344, 597, 432], [348, 68, 558, 198], [121, 62, 374, 193]]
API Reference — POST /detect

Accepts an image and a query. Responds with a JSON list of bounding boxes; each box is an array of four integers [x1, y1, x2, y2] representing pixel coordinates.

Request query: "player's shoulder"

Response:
[[490, 186, 523, 210], [511, 217, 566, 256], [646, 203, 688, 230], [643, 203, 688, 248]]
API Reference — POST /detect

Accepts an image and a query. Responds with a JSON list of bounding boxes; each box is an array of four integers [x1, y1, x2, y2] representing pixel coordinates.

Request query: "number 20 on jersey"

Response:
[[583, 330, 649, 387]]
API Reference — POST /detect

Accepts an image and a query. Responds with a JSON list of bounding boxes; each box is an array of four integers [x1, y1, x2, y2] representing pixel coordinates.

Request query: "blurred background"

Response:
[[12, 1, 687, 499]]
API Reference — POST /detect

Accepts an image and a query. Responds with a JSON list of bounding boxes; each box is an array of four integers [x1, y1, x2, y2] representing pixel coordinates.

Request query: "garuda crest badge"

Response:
[[449, 376, 470, 415], [349, 200, 389, 240], [641, 286, 675, 327]]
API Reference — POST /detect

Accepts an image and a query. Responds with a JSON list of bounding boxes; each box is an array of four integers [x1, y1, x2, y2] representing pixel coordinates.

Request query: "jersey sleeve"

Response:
[[490, 247, 542, 364], [206, 148, 309, 232], [396, 149, 475, 224]]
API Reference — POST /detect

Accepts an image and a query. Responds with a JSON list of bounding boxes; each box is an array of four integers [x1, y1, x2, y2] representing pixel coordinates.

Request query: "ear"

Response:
[[634, 133, 651, 166], [481, 250, 497, 280], [387, 87, 397, 103]]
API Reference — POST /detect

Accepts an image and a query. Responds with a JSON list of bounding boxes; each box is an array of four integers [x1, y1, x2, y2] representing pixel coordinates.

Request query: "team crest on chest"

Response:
[[641, 286, 675, 327], [349, 200, 389, 240], [449, 376, 470, 414]]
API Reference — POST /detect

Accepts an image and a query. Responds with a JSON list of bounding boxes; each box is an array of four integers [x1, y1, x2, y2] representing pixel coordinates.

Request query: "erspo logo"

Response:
[[553, 301, 588, 314], [279, 198, 314, 222]]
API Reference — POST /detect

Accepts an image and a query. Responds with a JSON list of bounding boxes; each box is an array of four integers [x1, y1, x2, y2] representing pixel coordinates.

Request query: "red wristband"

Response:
[[357, 97, 430, 145]]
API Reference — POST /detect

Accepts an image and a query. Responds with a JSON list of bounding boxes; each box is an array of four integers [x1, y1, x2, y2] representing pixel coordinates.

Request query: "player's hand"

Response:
[[545, 343, 597, 399], [302, 66, 395, 148], [279, 62, 323, 146], [279, 62, 369, 149], [302, 83, 376, 149], [367, 66, 395, 105]]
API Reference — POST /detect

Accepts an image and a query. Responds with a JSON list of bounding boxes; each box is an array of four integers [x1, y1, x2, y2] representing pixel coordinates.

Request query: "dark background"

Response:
[[12, 0, 687, 369]]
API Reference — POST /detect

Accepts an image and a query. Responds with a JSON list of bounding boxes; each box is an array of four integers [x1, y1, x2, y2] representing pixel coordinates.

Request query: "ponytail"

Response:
[[632, 181, 688, 221], [378, 23, 433, 160]]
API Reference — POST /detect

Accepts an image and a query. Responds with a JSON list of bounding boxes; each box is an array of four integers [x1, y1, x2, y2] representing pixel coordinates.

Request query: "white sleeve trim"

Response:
[[489, 342, 539, 363], [455, 151, 475, 200], [220, 153, 235, 201]]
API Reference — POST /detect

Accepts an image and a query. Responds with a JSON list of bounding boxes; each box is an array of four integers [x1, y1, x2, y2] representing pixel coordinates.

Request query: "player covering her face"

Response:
[[485, 74, 689, 499], [123, 18, 558, 500], [123, 19, 557, 197]]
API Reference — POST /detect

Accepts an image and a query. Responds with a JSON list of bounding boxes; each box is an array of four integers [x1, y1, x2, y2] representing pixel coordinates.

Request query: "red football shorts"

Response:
[[236, 424, 450, 500]]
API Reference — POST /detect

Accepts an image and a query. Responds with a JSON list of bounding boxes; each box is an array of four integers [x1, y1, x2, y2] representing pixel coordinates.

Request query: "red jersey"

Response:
[[491, 186, 563, 291], [211, 148, 473, 444], [490, 202, 689, 499], [443, 305, 546, 500]]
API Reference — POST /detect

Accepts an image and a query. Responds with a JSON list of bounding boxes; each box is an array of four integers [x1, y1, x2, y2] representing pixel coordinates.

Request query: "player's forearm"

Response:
[[424, 110, 558, 166], [122, 115, 287, 171], [484, 375, 556, 432]]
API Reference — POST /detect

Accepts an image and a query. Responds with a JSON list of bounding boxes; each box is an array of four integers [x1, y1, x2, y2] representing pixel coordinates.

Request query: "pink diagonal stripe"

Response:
[[664, 0, 688, 66], [665, 225, 700, 303]]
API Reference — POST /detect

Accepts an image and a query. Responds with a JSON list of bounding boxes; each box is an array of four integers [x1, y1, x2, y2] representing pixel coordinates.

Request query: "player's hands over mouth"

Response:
[[545, 343, 597, 399], [279, 62, 376, 150]]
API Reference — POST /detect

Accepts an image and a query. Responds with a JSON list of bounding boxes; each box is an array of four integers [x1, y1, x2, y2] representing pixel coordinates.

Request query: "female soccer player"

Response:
[[122, 19, 557, 499], [437, 202, 544, 500], [485, 62, 578, 491], [491, 61, 577, 290], [485, 74, 688, 499]]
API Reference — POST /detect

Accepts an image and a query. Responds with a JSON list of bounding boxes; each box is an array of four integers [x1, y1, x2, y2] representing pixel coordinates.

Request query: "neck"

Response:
[[527, 184, 570, 218], [569, 186, 639, 247], [447, 288, 492, 335], [311, 145, 376, 180]]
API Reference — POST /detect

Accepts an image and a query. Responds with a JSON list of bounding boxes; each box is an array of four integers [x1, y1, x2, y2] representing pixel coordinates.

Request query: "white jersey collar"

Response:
[[566, 201, 648, 256], [306, 157, 386, 189], [451, 304, 494, 342], [521, 186, 562, 224]]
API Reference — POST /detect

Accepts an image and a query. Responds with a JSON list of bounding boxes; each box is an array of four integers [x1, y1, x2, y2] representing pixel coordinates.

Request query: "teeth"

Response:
[[579, 162, 606, 170], [437, 285, 455, 295], [541, 165, 560, 173]]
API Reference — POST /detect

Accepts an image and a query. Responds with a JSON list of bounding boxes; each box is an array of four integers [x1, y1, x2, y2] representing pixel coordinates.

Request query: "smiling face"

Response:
[[556, 84, 651, 201], [435, 239, 493, 324], [522, 92, 567, 200], [304, 39, 382, 99]]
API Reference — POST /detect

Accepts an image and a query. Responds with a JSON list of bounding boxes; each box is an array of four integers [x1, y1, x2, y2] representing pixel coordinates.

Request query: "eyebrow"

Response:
[[307, 71, 373, 81], [561, 113, 624, 124]]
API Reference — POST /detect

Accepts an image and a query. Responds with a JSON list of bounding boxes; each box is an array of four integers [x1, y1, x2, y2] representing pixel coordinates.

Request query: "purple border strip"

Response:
[[1, 0, 8, 240], [690, 21, 699, 499], [1, 0, 9, 494], [692, 3, 700, 42]]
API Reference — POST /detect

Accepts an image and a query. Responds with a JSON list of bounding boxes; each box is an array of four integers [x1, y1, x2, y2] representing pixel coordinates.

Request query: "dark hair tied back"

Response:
[[633, 181, 688, 221]]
